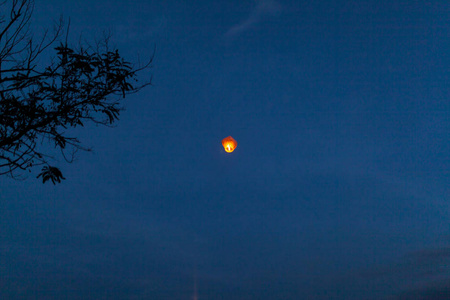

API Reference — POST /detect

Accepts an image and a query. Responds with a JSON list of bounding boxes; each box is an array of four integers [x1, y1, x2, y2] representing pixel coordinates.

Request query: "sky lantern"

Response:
[[222, 136, 237, 153]]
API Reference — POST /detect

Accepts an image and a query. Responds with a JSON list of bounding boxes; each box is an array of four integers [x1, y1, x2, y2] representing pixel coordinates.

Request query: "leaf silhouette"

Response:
[[37, 166, 66, 184]]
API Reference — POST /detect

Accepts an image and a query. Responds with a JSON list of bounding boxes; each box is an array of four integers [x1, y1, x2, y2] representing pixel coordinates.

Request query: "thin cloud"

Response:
[[393, 280, 450, 300], [359, 246, 450, 298], [224, 0, 282, 39]]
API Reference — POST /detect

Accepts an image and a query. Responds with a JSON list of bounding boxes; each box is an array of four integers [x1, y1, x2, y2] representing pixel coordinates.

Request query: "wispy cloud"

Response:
[[393, 280, 450, 300], [224, 0, 282, 39], [359, 246, 450, 299]]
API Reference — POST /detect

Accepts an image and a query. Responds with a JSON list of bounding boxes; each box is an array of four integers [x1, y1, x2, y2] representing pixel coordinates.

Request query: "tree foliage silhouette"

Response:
[[0, 0, 152, 183]]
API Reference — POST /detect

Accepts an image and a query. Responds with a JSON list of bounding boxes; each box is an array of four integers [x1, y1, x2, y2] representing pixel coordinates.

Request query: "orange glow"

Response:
[[222, 136, 237, 153]]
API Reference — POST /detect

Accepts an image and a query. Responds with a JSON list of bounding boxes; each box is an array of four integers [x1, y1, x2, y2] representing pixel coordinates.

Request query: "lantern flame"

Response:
[[222, 136, 237, 153]]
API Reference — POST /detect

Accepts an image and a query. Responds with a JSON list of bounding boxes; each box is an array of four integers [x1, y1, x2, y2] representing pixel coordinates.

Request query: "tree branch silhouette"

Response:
[[0, 0, 152, 183]]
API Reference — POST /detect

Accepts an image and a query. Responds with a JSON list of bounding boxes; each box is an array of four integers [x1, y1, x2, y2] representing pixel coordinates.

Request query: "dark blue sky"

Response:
[[1, 0, 449, 299]]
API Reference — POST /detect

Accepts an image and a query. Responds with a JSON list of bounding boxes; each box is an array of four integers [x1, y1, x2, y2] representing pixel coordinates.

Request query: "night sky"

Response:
[[1, 0, 450, 299]]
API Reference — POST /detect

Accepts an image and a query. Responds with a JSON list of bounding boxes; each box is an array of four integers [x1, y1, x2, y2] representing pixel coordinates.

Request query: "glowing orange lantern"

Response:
[[222, 136, 237, 153]]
